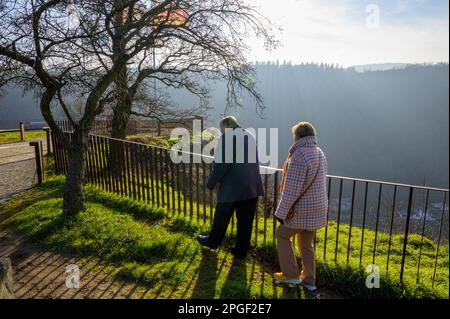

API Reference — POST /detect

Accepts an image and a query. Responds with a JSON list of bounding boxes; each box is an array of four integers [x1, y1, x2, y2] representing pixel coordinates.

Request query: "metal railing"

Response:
[[51, 130, 449, 295]]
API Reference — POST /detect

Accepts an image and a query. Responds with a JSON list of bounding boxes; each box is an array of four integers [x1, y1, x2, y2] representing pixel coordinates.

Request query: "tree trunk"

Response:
[[62, 130, 87, 217], [111, 102, 131, 140], [111, 58, 132, 140]]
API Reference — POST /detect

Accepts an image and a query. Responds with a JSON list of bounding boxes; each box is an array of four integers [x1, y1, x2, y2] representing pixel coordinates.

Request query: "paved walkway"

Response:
[[0, 140, 48, 202], [0, 228, 150, 299]]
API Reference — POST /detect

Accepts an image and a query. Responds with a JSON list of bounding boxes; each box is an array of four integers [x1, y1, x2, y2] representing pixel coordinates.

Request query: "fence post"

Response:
[[19, 121, 25, 141], [400, 187, 414, 283], [43, 127, 52, 154], [157, 121, 161, 136], [30, 140, 45, 184]]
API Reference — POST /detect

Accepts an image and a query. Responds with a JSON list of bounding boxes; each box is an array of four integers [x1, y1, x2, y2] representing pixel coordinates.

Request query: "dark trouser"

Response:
[[208, 197, 258, 256]]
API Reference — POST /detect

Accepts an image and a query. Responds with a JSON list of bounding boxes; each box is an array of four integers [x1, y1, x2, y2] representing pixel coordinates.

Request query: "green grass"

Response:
[[1, 174, 448, 298], [0, 131, 46, 144], [77, 174, 450, 299]]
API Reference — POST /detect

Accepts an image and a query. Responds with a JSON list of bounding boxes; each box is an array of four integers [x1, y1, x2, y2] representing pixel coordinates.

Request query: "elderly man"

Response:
[[197, 116, 264, 259], [274, 121, 328, 293]]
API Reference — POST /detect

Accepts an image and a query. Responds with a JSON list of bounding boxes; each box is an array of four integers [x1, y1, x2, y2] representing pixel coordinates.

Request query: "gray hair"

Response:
[[220, 116, 240, 129]]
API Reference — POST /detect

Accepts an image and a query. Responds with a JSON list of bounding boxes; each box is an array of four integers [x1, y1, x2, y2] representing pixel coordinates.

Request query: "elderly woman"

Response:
[[274, 121, 328, 293]]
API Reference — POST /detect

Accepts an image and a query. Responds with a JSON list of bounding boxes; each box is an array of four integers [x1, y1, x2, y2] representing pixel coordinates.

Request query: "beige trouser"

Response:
[[276, 224, 316, 286]]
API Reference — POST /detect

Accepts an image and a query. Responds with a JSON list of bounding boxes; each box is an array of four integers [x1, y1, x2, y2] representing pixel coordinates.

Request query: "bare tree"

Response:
[[0, 0, 139, 215], [93, 0, 278, 139], [0, 0, 276, 215]]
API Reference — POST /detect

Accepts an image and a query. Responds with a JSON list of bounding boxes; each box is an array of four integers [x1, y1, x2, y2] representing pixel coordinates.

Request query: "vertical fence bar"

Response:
[[103, 137, 114, 193], [209, 164, 213, 224], [145, 146, 151, 204], [196, 163, 200, 221], [85, 137, 94, 184], [101, 137, 110, 192], [19, 121, 25, 141], [386, 186, 398, 275], [147, 147, 154, 204], [359, 182, 369, 267], [140, 145, 147, 202], [125, 143, 133, 199], [116, 141, 125, 196], [202, 162, 207, 224], [159, 148, 165, 207], [372, 184, 383, 265], [132, 144, 139, 200], [152, 148, 159, 206], [324, 177, 332, 260], [183, 161, 187, 217], [114, 140, 121, 195], [346, 180, 356, 266], [416, 189, 430, 283], [121, 142, 128, 198], [400, 187, 414, 283], [334, 179, 343, 263], [432, 192, 447, 288], [94, 136, 104, 190], [165, 149, 171, 212], [272, 171, 279, 245], [136, 144, 142, 201], [110, 139, 116, 193], [189, 155, 193, 219], [177, 161, 181, 215], [263, 175, 269, 245], [29, 141, 44, 184], [105, 138, 112, 192], [171, 154, 176, 215], [90, 136, 99, 186]]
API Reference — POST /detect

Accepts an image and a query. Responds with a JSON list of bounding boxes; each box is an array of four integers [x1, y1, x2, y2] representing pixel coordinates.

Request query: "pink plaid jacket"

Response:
[[275, 136, 328, 230]]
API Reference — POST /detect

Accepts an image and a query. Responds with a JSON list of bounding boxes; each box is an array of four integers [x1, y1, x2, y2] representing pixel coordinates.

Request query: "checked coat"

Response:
[[275, 136, 328, 230]]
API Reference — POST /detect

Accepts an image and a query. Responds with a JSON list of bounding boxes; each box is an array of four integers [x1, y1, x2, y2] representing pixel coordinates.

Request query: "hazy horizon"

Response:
[[246, 0, 449, 67]]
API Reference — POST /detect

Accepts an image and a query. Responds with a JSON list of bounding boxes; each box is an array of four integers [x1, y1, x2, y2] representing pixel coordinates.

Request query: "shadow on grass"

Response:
[[219, 256, 250, 299], [191, 249, 219, 299], [0, 182, 63, 224]]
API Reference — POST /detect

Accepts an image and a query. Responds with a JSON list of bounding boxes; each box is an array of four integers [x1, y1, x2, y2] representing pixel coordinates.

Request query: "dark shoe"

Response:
[[196, 235, 218, 250], [231, 248, 247, 260]]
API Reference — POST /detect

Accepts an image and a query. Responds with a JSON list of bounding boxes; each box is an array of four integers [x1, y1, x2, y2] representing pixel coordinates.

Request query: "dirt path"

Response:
[[0, 140, 48, 202]]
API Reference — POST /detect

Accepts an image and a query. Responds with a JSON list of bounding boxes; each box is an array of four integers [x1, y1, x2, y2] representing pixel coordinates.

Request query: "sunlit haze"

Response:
[[247, 0, 449, 67]]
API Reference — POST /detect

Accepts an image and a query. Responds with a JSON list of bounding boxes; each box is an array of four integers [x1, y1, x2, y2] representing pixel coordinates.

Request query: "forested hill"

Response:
[[1, 63, 448, 188], [175, 63, 450, 188]]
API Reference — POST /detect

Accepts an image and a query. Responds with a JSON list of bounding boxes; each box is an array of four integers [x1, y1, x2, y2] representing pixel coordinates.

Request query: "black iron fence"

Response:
[[51, 128, 449, 295]]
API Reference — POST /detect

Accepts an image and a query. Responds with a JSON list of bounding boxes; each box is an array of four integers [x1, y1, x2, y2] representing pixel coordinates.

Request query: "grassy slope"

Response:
[[0, 131, 46, 144], [1, 175, 448, 298]]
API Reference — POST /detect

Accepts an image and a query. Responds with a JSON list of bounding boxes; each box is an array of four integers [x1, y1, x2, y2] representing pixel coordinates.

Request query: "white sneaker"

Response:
[[300, 280, 318, 293]]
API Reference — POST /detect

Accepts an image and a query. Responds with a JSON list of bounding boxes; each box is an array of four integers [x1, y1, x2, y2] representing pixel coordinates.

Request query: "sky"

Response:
[[247, 0, 449, 67]]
